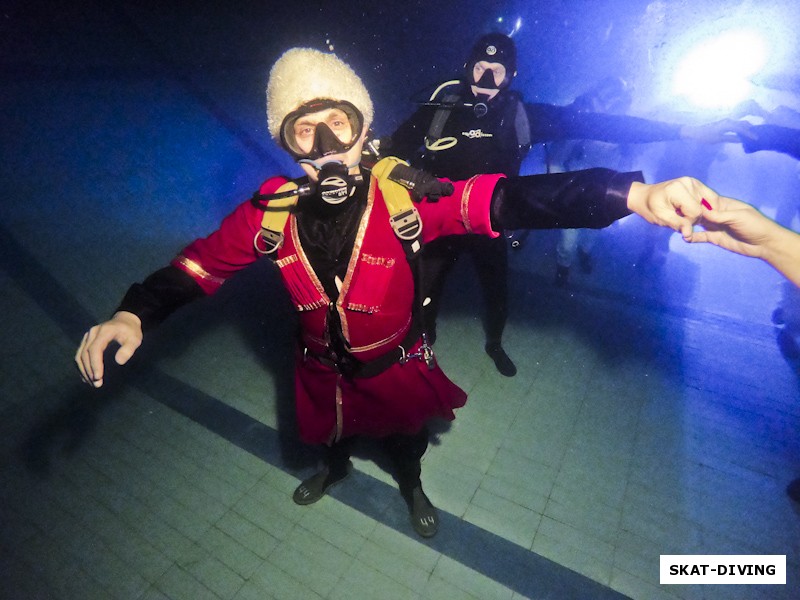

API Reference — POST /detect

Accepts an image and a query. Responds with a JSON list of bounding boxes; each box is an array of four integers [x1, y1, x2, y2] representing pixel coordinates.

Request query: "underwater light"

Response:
[[495, 16, 522, 37], [671, 29, 768, 109]]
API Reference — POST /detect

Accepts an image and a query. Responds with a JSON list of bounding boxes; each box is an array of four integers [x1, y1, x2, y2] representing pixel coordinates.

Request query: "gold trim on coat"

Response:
[[348, 314, 412, 353], [460, 176, 479, 233], [336, 177, 376, 344], [174, 255, 226, 286], [289, 214, 330, 306]]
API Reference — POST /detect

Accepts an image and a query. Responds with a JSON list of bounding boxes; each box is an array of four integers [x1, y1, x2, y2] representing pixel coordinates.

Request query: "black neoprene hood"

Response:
[[464, 33, 517, 85]]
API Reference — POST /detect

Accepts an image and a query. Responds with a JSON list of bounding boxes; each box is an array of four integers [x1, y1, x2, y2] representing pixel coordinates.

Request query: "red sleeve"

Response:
[[170, 176, 288, 294], [417, 173, 505, 242]]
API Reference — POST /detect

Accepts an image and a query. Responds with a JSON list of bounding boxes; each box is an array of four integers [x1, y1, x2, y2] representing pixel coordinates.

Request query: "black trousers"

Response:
[[420, 233, 508, 345], [326, 426, 430, 492]]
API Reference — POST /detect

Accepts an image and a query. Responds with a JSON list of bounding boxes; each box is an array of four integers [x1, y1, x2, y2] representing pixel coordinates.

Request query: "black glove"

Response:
[[387, 163, 454, 203]]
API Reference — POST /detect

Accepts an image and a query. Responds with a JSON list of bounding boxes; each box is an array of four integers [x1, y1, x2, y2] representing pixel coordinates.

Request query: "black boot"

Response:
[[401, 484, 438, 538], [485, 343, 517, 377], [383, 429, 438, 537], [292, 461, 352, 505], [293, 439, 353, 505]]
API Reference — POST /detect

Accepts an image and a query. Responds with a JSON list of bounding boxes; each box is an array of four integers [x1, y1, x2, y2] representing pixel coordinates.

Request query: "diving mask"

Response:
[[473, 62, 508, 90], [279, 99, 364, 161]]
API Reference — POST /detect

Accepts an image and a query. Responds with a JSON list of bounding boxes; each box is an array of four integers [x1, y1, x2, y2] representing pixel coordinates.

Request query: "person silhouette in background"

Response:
[[546, 77, 639, 286]]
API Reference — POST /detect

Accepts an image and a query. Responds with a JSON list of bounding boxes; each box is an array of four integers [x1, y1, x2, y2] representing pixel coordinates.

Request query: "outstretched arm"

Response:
[[75, 195, 265, 388], [526, 103, 681, 144], [686, 197, 800, 286], [75, 265, 206, 387], [491, 169, 711, 236], [731, 122, 800, 161]]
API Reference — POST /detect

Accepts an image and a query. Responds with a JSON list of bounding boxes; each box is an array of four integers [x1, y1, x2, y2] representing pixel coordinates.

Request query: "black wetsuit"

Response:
[[388, 81, 683, 360]]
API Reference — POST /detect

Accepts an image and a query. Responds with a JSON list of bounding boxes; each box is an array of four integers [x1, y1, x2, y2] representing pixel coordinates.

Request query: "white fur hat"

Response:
[[266, 47, 374, 141]]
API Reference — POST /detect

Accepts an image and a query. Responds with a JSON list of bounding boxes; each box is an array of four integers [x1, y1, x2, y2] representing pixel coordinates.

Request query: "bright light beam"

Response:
[[672, 30, 768, 109]]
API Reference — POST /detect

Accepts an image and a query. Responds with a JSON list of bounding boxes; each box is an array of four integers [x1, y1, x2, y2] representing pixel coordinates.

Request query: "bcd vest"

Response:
[[253, 158, 426, 363]]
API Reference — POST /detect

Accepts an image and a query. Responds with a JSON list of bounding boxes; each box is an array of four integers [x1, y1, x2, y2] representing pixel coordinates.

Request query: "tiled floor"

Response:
[[2, 3, 800, 599]]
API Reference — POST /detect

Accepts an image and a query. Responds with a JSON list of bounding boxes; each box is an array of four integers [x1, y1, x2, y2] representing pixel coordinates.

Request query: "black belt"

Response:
[[303, 320, 434, 379]]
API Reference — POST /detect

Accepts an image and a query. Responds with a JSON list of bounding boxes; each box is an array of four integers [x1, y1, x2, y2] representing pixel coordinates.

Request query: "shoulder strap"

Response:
[[423, 80, 462, 143], [254, 180, 299, 255], [370, 157, 424, 258], [426, 92, 461, 141]]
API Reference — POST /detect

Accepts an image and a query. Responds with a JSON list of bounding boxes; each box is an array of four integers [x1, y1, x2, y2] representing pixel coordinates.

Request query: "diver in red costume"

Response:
[[76, 47, 722, 538]]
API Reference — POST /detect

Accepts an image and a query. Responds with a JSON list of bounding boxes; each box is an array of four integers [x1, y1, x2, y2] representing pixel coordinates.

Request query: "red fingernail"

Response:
[[701, 198, 712, 210], [675, 208, 685, 217]]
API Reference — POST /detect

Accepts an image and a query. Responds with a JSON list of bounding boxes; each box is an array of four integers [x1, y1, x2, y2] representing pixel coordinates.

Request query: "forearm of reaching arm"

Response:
[[762, 226, 800, 287], [116, 265, 206, 332], [491, 168, 643, 230]]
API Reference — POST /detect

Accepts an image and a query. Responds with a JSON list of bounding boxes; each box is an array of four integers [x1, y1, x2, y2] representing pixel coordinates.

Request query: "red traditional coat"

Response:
[[171, 169, 504, 445]]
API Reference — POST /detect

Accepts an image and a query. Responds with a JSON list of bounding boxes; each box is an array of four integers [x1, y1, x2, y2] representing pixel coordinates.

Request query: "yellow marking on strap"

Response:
[[371, 157, 415, 217], [259, 180, 300, 250]]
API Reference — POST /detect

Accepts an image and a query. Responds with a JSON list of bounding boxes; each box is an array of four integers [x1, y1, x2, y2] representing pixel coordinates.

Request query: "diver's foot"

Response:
[[293, 461, 352, 505], [485, 343, 517, 377], [402, 485, 438, 538]]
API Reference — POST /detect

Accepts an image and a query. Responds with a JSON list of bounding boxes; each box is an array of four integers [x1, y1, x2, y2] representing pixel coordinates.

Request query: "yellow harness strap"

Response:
[[256, 180, 299, 254], [371, 157, 423, 252], [256, 158, 423, 255]]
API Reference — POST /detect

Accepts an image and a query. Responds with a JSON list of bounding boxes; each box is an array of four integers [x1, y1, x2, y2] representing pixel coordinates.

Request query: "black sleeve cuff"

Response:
[[116, 265, 205, 332], [606, 170, 645, 220]]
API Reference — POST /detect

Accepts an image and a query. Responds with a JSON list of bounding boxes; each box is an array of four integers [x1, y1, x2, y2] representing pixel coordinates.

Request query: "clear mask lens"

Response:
[[280, 99, 364, 160]]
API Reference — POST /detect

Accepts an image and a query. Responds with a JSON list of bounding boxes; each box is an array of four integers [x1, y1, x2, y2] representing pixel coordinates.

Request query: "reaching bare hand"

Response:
[[684, 196, 773, 257], [627, 177, 719, 240], [75, 311, 142, 388], [684, 196, 800, 287]]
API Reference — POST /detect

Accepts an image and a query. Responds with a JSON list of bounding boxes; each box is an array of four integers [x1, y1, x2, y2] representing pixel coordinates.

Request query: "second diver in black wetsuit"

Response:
[[385, 32, 732, 376]]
